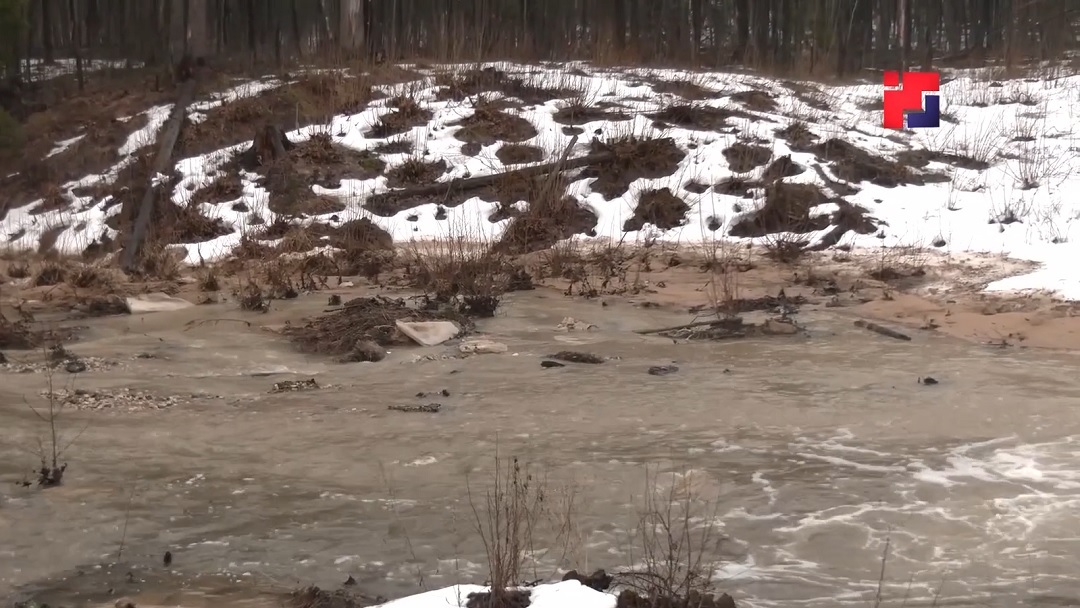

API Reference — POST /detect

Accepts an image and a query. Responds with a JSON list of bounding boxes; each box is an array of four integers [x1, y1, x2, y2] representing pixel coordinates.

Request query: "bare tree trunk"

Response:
[[42, 0, 55, 64]]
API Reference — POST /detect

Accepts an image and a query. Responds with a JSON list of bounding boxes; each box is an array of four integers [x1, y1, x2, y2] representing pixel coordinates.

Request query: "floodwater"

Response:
[[2, 288, 1080, 608]]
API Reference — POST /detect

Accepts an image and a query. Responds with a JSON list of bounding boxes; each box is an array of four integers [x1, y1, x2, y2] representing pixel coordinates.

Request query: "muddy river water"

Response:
[[2, 288, 1080, 608]]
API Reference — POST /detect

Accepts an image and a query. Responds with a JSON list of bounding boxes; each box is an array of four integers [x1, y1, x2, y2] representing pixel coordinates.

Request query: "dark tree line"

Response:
[[3, 0, 1080, 81]]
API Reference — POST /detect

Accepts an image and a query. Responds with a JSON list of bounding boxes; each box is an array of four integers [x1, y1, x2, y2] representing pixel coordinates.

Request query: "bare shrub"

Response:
[[617, 467, 730, 607], [26, 353, 88, 487], [404, 233, 513, 317], [466, 454, 577, 608]]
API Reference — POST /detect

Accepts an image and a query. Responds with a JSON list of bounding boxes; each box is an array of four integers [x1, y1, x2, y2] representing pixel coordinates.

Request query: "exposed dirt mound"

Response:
[[722, 142, 772, 172], [647, 103, 753, 131], [623, 188, 690, 231], [367, 97, 433, 138], [729, 183, 829, 237], [249, 132, 384, 216], [152, 199, 233, 244], [580, 137, 687, 200], [683, 180, 710, 194], [775, 122, 818, 149], [435, 67, 575, 104], [283, 296, 470, 356], [385, 158, 449, 187], [257, 217, 392, 254], [496, 144, 545, 165], [453, 106, 538, 145], [761, 155, 805, 182], [811, 139, 945, 187], [895, 149, 991, 171], [730, 90, 778, 111], [189, 172, 244, 206], [460, 142, 482, 156], [552, 101, 631, 125], [496, 177, 598, 253], [714, 176, 758, 197]]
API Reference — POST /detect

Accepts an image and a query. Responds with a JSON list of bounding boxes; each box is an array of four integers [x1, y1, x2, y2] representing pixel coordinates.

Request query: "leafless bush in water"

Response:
[[619, 467, 727, 603]]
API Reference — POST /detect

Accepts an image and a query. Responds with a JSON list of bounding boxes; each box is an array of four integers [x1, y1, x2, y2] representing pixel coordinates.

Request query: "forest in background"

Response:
[[0, 0, 1079, 82]]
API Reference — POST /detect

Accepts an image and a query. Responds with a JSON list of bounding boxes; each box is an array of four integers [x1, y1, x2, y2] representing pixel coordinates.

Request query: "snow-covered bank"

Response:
[[5, 61, 1080, 298]]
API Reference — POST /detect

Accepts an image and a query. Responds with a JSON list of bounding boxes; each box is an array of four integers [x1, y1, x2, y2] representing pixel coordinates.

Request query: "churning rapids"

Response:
[[2, 289, 1080, 608]]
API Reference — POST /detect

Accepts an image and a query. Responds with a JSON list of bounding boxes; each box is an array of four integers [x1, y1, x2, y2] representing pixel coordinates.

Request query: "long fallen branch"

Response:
[[635, 318, 744, 335], [854, 319, 911, 341], [366, 143, 611, 214], [122, 77, 198, 270]]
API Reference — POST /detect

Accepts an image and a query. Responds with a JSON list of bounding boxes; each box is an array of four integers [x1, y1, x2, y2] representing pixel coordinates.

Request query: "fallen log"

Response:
[[365, 143, 611, 216], [122, 78, 198, 270], [854, 319, 911, 341]]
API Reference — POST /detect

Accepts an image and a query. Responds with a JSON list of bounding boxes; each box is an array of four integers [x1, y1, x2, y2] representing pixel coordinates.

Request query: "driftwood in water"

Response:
[[854, 319, 911, 341]]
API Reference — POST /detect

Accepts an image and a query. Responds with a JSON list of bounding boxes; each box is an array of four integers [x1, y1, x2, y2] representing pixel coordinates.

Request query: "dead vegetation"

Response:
[[580, 137, 686, 200], [385, 157, 448, 188], [552, 99, 631, 125], [367, 96, 433, 138], [282, 295, 470, 359], [496, 175, 599, 254], [434, 66, 576, 104], [647, 102, 753, 131], [179, 68, 421, 157]]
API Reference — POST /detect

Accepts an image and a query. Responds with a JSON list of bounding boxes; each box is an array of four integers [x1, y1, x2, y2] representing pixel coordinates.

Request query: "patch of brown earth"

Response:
[[496, 144, 545, 165], [385, 158, 449, 188], [622, 188, 690, 232], [683, 180, 710, 194], [647, 103, 754, 131], [552, 101, 632, 125], [180, 71, 394, 158], [460, 142, 482, 156], [895, 149, 991, 171], [730, 90, 778, 111], [761, 155, 805, 182], [248, 133, 384, 216], [728, 183, 830, 237], [722, 142, 772, 172], [264, 217, 393, 255], [434, 67, 576, 104], [811, 139, 946, 187], [714, 176, 758, 197], [452, 105, 538, 145], [367, 97, 433, 138], [775, 122, 818, 149], [580, 137, 686, 200], [188, 172, 244, 206]]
